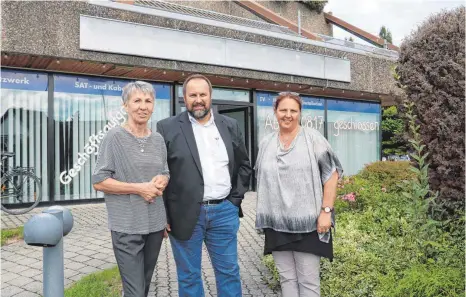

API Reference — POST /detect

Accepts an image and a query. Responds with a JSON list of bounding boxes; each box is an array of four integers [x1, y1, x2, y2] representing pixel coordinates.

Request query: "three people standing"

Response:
[[93, 77, 341, 297]]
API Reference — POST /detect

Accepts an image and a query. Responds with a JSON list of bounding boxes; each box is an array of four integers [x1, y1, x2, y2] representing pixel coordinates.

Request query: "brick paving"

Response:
[[1, 192, 280, 297]]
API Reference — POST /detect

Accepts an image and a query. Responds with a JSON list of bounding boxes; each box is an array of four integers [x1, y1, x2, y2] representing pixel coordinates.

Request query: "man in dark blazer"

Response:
[[156, 74, 252, 297]]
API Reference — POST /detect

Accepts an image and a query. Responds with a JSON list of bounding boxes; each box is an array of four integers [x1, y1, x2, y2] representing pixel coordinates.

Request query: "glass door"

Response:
[[217, 105, 249, 149]]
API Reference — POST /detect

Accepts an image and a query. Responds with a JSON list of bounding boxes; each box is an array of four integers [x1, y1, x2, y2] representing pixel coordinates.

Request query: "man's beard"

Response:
[[188, 104, 210, 119]]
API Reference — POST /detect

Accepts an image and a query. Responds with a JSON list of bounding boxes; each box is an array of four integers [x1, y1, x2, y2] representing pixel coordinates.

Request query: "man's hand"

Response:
[[317, 212, 332, 234], [138, 181, 163, 203], [163, 224, 171, 238], [153, 175, 169, 191]]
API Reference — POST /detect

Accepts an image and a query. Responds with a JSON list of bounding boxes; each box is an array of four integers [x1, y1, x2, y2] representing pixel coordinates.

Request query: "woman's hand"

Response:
[[138, 181, 163, 203], [317, 212, 332, 233], [153, 175, 169, 191], [164, 224, 171, 238]]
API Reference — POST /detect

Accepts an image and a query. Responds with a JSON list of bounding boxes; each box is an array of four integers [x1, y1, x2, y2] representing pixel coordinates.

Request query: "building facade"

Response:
[[1, 0, 398, 205]]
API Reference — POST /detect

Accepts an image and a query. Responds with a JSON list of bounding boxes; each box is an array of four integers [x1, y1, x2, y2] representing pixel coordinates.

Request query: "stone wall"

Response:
[[259, 1, 332, 35], [164, 1, 265, 22], [165, 0, 332, 35]]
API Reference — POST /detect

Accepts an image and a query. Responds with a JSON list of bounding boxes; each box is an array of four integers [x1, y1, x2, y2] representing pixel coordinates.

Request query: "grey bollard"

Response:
[[46, 206, 74, 236], [42, 209, 64, 297], [23, 206, 74, 297]]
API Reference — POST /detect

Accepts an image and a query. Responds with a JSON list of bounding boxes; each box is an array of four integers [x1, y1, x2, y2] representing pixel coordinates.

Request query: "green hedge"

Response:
[[263, 161, 465, 297]]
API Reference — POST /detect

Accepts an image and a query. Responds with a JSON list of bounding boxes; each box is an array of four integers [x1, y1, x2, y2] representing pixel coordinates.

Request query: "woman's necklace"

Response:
[[124, 124, 150, 153], [279, 127, 300, 149]]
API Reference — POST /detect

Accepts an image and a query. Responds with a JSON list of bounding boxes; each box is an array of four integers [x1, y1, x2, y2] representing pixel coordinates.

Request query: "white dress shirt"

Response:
[[188, 111, 231, 201]]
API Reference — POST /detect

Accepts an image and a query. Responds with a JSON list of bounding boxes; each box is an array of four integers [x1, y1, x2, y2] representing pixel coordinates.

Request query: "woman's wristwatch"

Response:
[[321, 206, 334, 213]]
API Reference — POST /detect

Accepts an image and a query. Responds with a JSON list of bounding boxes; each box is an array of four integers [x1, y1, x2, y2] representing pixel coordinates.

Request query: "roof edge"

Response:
[[88, 0, 399, 60]]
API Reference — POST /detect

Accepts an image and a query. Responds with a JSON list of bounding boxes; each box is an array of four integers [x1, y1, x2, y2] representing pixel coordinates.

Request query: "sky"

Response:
[[324, 0, 464, 46]]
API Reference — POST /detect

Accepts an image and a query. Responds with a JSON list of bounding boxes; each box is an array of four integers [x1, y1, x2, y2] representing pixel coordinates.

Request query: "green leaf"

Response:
[[424, 241, 442, 248], [411, 154, 421, 162], [409, 167, 421, 175], [402, 192, 413, 199], [420, 166, 428, 177], [409, 152, 419, 159], [420, 152, 429, 161]]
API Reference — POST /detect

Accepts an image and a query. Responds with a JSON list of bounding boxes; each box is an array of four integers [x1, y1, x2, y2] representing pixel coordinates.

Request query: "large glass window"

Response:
[[177, 86, 249, 102], [327, 100, 381, 176], [301, 96, 325, 134], [0, 69, 50, 202], [256, 92, 325, 143], [54, 75, 171, 201]]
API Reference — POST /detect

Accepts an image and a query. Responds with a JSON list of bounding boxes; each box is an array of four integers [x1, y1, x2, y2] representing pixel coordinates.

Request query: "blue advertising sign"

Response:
[[54, 74, 171, 99], [256, 91, 324, 110], [302, 96, 325, 110], [256, 91, 381, 113], [1, 69, 48, 91], [327, 99, 380, 113], [256, 92, 275, 107]]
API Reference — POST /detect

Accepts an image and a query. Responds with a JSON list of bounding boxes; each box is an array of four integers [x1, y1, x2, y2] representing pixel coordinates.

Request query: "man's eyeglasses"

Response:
[[278, 91, 300, 96]]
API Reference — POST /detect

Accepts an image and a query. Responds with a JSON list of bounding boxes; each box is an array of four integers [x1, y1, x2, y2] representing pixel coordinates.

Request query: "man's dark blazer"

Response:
[[156, 111, 252, 241]]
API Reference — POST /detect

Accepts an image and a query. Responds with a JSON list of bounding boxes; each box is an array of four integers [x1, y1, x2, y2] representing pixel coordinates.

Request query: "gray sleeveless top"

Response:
[[255, 127, 343, 233]]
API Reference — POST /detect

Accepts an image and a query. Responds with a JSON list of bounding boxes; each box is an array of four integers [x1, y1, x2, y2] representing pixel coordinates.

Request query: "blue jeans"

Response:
[[169, 199, 242, 297]]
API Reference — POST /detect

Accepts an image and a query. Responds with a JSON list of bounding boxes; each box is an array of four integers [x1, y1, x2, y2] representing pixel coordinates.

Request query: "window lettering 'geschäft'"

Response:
[[59, 106, 127, 185]]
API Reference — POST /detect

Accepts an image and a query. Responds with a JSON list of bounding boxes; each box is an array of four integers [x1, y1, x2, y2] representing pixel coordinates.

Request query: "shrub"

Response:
[[381, 106, 408, 156], [334, 161, 414, 213], [397, 6, 465, 213], [378, 264, 465, 297], [300, 0, 327, 13], [359, 161, 414, 190]]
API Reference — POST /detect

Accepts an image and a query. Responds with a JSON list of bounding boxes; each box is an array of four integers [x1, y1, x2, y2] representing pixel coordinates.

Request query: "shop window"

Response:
[[0, 69, 50, 202], [53, 75, 171, 201], [177, 86, 249, 102], [327, 100, 381, 176]]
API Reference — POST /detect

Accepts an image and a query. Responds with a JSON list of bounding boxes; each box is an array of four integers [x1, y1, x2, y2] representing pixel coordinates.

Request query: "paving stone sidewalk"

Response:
[[1, 192, 280, 297]]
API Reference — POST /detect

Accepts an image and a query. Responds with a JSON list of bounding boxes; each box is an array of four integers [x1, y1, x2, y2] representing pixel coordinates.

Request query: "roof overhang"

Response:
[[1, 52, 394, 106]]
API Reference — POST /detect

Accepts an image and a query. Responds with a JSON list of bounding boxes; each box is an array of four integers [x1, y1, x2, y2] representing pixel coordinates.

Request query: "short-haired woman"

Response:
[[92, 81, 169, 297], [255, 92, 343, 297]]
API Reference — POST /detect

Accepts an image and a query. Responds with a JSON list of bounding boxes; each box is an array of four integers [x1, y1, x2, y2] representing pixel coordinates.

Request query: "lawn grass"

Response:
[[65, 266, 122, 297], [1, 226, 24, 246]]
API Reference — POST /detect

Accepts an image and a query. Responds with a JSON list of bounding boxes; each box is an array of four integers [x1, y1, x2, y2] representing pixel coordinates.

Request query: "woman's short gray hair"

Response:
[[122, 81, 155, 104]]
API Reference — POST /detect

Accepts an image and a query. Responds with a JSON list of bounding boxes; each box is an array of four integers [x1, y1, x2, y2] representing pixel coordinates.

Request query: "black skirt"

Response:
[[263, 228, 333, 260]]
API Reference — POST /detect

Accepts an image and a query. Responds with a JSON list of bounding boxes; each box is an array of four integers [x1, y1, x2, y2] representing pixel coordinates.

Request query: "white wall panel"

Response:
[[80, 15, 351, 82]]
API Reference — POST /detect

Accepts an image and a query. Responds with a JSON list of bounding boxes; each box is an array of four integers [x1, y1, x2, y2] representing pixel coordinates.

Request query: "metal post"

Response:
[[47, 74, 55, 203], [42, 209, 64, 297], [24, 206, 73, 297]]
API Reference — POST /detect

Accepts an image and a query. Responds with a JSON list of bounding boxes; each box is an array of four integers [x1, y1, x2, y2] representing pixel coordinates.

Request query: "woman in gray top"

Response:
[[92, 81, 169, 297], [255, 92, 342, 297]]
